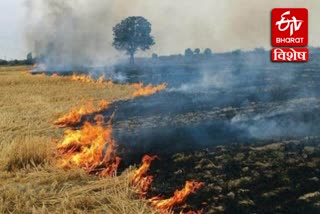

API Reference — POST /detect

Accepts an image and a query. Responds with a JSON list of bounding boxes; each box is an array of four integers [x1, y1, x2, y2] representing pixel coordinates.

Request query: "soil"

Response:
[[146, 138, 320, 213]]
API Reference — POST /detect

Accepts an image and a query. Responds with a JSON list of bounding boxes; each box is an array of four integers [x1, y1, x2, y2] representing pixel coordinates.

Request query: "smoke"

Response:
[[230, 97, 320, 139], [25, 0, 119, 69], [102, 49, 320, 148], [25, 0, 320, 68]]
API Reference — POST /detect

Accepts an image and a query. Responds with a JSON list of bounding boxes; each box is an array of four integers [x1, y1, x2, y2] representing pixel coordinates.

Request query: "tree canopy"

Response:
[[185, 48, 194, 57], [204, 48, 213, 57], [194, 48, 201, 55], [113, 16, 155, 64]]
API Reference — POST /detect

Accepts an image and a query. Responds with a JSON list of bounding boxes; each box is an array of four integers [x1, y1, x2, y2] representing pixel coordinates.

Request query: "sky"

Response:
[[0, 0, 27, 59], [1, 0, 320, 60]]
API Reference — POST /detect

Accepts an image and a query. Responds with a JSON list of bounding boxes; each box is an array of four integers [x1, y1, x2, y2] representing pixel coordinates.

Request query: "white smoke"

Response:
[[25, 0, 320, 68]]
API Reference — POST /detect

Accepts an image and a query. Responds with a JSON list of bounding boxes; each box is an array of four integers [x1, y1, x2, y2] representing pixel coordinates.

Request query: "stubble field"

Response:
[[0, 66, 155, 214]]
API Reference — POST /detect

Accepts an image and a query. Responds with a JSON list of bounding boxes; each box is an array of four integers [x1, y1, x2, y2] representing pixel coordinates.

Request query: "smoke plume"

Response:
[[25, 0, 320, 68]]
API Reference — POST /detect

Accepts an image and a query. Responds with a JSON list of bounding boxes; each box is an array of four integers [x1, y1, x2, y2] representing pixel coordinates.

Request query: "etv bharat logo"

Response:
[[271, 8, 308, 63], [276, 11, 303, 36], [272, 8, 308, 47]]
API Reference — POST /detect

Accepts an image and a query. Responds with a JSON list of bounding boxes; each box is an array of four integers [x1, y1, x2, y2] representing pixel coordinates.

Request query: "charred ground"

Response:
[[33, 49, 320, 213], [110, 50, 320, 213]]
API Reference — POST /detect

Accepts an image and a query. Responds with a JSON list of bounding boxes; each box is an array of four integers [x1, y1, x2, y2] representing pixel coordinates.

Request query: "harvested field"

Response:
[[0, 66, 155, 214]]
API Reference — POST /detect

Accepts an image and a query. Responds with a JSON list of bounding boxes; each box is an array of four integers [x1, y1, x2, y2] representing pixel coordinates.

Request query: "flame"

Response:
[[30, 71, 168, 95], [132, 83, 167, 97], [97, 74, 105, 84], [49, 73, 204, 211], [51, 73, 60, 78], [70, 73, 115, 86], [21, 70, 31, 75], [71, 73, 96, 83], [34, 72, 46, 77], [54, 82, 167, 128], [57, 115, 120, 176], [98, 100, 111, 111], [104, 80, 114, 87], [148, 181, 204, 212], [54, 100, 110, 127], [131, 155, 158, 197]]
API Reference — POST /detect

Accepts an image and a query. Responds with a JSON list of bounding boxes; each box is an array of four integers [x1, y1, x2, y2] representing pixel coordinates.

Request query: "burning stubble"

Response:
[[49, 71, 167, 127], [54, 99, 111, 127], [0, 68, 165, 214], [53, 79, 202, 213]]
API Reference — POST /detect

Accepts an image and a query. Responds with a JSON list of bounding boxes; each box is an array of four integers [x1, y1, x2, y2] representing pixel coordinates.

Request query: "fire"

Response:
[[34, 72, 46, 77], [148, 181, 204, 212], [98, 100, 111, 111], [71, 73, 96, 83], [53, 82, 167, 128], [51, 73, 60, 78], [50, 72, 204, 212], [57, 115, 120, 176], [104, 80, 114, 86], [97, 74, 105, 84], [132, 83, 167, 97], [33, 63, 47, 71], [29, 71, 168, 95], [131, 155, 204, 213], [54, 100, 110, 127], [70, 73, 115, 86], [21, 70, 31, 75], [131, 155, 158, 197]]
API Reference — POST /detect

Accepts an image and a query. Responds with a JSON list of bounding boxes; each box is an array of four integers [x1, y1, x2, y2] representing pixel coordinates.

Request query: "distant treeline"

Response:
[[150, 47, 320, 61], [0, 59, 34, 66], [138, 47, 320, 66], [0, 52, 35, 66], [2, 47, 320, 66]]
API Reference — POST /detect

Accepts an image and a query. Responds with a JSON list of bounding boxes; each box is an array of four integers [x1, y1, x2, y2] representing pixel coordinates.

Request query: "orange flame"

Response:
[[98, 100, 111, 111], [57, 115, 120, 176], [31, 72, 168, 95], [34, 72, 46, 77], [71, 73, 96, 83], [21, 70, 31, 75], [70, 73, 113, 85], [54, 100, 110, 127], [131, 155, 158, 197], [132, 83, 167, 97], [148, 181, 204, 212], [97, 74, 105, 84], [50, 73, 204, 212], [51, 73, 60, 78]]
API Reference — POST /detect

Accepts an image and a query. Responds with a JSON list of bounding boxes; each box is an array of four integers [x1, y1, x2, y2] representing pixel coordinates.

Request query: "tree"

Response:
[[112, 16, 155, 64], [194, 48, 201, 55], [26, 52, 33, 65], [231, 49, 241, 56], [254, 47, 265, 53], [204, 48, 213, 57], [0, 59, 8, 65], [185, 48, 193, 57], [152, 53, 158, 59]]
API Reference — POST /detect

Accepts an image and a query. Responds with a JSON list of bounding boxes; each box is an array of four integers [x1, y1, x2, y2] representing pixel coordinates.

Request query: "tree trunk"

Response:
[[129, 53, 135, 65]]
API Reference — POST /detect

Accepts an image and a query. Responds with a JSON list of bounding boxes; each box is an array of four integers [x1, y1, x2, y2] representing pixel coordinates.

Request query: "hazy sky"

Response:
[[1, 0, 320, 60], [0, 0, 27, 59]]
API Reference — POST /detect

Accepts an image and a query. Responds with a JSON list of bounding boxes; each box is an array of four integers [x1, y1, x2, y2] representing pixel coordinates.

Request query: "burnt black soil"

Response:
[[47, 50, 320, 213], [110, 52, 320, 213], [144, 139, 320, 214]]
